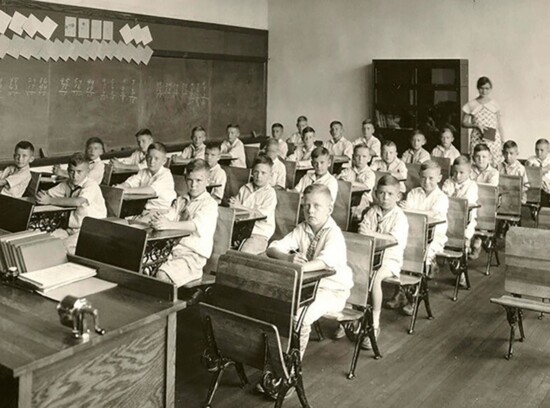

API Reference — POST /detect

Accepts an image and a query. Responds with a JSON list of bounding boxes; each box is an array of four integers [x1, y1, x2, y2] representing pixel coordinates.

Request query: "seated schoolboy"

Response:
[[267, 184, 353, 357], [0, 140, 34, 197], [287, 126, 316, 161], [111, 128, 153, 170], [116, 142, 176, 219], [525, 138, 550, 193], [220, 123, 246, 168], [270, 122, 288, 158], [324, 120, 353, 162], [229, 156, 277, 255], [498, 140, 529, 203], [431, 127, 461, 164], [173, 126, 206, 162], [54, 137, 106, 184], [152, 159, 218, 286], [263, 138, 286, 189], [293, 146, 338, 203], [471, 143, 499, 186], [370, 141, 408, 192], [204, 142, 227, 204], [442, 155, 480, 268], [36, 153, 107, 252], [401, 130, 431, 164], [357, 175, 408, 348], [338, 144, 376, 219], [354, 119, 381, 158], [286, 115, 308, 146]]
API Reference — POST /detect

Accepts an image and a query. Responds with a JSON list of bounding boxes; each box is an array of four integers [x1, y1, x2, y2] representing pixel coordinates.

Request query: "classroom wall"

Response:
[[37, 0, 268, 30], [267, 0, 550, 156]]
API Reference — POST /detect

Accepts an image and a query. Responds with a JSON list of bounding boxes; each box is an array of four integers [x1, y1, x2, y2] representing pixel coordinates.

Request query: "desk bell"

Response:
[[57, 295, 106, 340]]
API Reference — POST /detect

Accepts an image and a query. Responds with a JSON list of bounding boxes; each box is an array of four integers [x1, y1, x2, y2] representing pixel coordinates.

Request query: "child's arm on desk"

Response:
[[36, 190, 87, 207], [119, 185, 156, 195], [150, 213, 196, 232], [110, 157, 140, 171]]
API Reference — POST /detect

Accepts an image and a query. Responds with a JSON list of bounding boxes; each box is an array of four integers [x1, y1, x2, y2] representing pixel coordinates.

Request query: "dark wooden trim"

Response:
[[3, 0, 268, 36], [154, 50, 267, 63]]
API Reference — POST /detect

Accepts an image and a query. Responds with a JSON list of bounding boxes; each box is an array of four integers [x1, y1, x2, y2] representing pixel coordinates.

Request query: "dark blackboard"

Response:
[[0, 1, 268, 161]]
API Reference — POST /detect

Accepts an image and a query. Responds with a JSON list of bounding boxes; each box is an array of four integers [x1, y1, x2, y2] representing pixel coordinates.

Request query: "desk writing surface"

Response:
[[359, 230, 398, 251], [0, 284, 184, 377], [302, 268, 335, 285], [128, 222, 192, 241], [122, 192, 158, 201], [402, 209, 445, 226]]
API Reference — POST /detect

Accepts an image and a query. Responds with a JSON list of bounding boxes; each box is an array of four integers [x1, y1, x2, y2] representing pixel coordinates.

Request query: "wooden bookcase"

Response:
[[373, 59, 468, 154]]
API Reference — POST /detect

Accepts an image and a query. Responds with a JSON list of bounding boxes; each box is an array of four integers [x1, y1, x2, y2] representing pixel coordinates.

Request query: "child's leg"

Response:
[[158, 251, 206, 286], [239, 234, 268, 255], [297, 288, 348, 357], [371, 267, 394, 329]]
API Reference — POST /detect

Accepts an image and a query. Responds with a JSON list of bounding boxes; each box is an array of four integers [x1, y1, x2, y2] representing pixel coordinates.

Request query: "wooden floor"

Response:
[[175, 215, 550, 408]]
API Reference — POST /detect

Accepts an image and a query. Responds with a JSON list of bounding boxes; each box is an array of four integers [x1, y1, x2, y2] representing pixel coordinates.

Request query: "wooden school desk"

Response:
[[107, 167, 139, 186], [169, 153, 236, 176], [402, 209, 445, 244], [0, 258, 185, 408], [351, 182, 371, 206], [330, 155, 351, 174], [120, 192, 158, 218], [357, 230, 398, 269], [36, 173, 66, 191], [231, 208, 267, 249], [20, 197, 76, 233]]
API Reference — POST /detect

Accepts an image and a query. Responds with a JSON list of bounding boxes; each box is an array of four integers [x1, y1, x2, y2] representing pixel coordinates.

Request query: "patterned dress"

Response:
[[462, 99, 502, 167]]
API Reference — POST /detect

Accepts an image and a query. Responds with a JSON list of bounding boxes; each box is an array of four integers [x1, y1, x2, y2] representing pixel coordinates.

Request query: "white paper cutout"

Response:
[[39, 16, 57, 40], [9, 11, 26, 36]]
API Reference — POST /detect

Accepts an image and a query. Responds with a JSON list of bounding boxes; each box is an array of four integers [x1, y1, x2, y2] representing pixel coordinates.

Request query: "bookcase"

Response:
[[373, 59, 468, 154]]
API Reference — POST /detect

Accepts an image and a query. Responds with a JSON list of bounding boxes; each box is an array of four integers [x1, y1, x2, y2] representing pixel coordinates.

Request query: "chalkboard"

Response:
[[0, 2, 268, 161]]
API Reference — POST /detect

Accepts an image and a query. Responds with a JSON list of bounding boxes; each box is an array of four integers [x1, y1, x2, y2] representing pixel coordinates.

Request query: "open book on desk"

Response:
[[18, 262, 97, 293]]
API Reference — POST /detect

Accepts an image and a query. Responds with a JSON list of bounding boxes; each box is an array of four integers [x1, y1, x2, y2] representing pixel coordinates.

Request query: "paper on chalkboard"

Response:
[[0, 35, 9, 58], [78, 18, 89, 39], [102, 21, 113, 41], [122, 43, 133, 63], [88, 39, 100, 60], [119, 24, 132, 44], [0, 10, 11, 35], [95, 40, 105, 60], [91, 19, 102, 40], [9, 11, 26, 36], [64, 16, 76, 37], [39, 16, 57, 40], [141, 26, 152, 45], [130, 24, 141, 44], [22, 14, 40, 37], [36, 38, 49, 61], [112, 41, 123, 61], [142, 45, 153, 65], [483, 127, 497, 142], [6, 34, 24, 58], [51, 39, 62, 61], [58, 39, 71, 61], [80, 39, 92, 60]]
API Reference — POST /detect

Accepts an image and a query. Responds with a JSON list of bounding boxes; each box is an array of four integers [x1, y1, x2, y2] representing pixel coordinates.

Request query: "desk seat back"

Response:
[[23, 172, 41, 198], [525, 166, 542, 204], [100, 185, 124, 218], [432, 156, 451, 185], [537, 208, 550, 230], [476, 183, 498, 231], [287, 142, 297, 157], [498, 174, 522, 216], [199, 303, 288, 378], [343, 231, 375, 308], [446, 197, 468, 249], [333, 180, 352, 231], [0, 195, 33, 232], [244, 145, 260, 169], [102, 163, 114, 185], [76, 217, 147, 272], [273, 190, 301, 242], [204, 206, 235, 274], [374, 171, 391, 185], [284, 160, 298, 189], [221, 165, 251, 205], [402, 211, 428, 274], [211, 250, 300, 350], [173, 174, 189, 197], [405, 163, 421, 192], [505, 227, 550, 299]]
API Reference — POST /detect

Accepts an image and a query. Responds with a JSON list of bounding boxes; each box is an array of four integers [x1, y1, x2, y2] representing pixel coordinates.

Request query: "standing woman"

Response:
[[462, 76, 504, 166]]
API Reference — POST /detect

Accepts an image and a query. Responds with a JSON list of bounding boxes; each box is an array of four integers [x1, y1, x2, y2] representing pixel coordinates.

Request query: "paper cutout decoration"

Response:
[[142, 45, 153, 65], [141, 26, 152, 45], [65, 16, 76, 37], [51, 39, 62, 62], [0, 35, 9, 58], [129, 24, 141, 44], [78, 18, 89, 39], [119, 24, 132, 44], [6, 34, 24, 58], [9, 11, 26, 36], [91, 20, 102, 40], [39, 16, 57, 40], [22, 14, 40, 37], [102, 21, 113, 41], [0, 10, 11, 35]]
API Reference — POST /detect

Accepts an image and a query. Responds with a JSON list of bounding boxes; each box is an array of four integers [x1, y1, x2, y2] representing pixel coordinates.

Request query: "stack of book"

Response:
[[0, 231, 66, 273]]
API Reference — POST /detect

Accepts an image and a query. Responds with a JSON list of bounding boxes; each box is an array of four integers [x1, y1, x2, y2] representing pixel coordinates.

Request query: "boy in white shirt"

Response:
[[294, 147, 338, 203], [286, 115, 308, 146], [54, 137, 106, 185], [339, 144, 376, 219], [431, 128, 461, 164], [0, 141, 34, 198], [287, 127, 317, 161], [324, 120, 353, 162], [173, 126, 207, 162], [220, 123, 246, 168], [442, 155, 479, 270], [230, 156, 277, 255], [270, 122, 288, 158], [263, 138, 286, 189], [499, 140, 529, 203], [204, 142, 227, 204], [401, 131, 431, 164], [354, 119, 381, 158], [37, 152, 107, 252], [371, 141, 408, 192], [267, 184, 353, 357], [471, 143, 499, 186], [111, 128, 153, 170], [152, 159, 218, 286], [116, 142, 176, 219], [526, 138, 550, 194], [358, 175, 408, 349]]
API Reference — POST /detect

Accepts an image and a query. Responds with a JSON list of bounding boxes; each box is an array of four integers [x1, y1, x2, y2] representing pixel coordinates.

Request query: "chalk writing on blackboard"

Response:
[[154, 80, 208, 107], [0, 76, 49, 98], [56, 76, 139, 104]]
